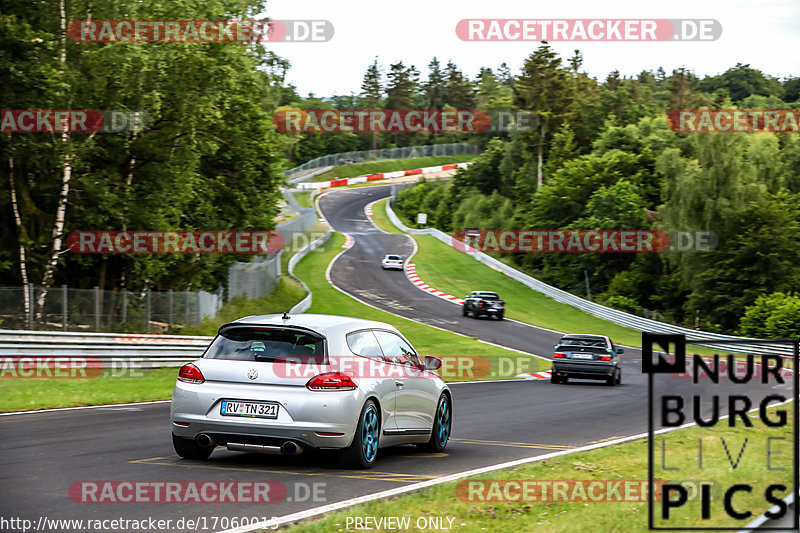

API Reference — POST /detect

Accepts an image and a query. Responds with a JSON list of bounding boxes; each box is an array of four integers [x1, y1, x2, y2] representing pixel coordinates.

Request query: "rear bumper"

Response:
[[382, 263, 403, 270], [171, 418, 354, 449], [170, 381, 361, 449], [551, 361, 616, 380]]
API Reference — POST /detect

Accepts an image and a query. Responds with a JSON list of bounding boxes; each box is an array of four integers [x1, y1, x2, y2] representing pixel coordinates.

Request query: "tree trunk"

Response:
[[537, 124, 546, 188], [37, 146, 72, 316], [36, 0, 72, 319], [8, 157, 31, 318]]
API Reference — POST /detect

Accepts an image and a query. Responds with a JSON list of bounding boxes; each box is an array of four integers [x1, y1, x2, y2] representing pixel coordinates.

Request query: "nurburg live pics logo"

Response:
[[642, 333, 799, 530]]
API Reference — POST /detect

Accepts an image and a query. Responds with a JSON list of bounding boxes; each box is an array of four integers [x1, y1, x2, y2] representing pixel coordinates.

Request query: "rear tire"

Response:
[[340, 400, 380, 469], [419, 394, 452, 452], [172, 434, 213, 460], [550, 372, 561, 384], [462, 306, 467, 316], [496, 311, 504, 320]]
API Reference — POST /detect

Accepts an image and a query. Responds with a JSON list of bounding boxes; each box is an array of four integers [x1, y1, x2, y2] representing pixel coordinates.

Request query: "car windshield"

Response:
[[386, 255, 400, 260], [476, 292, 499, 299], [204, 326, 325, 362]]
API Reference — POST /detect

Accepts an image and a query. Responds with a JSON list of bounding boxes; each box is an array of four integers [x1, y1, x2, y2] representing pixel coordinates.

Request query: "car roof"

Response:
[[231, 313, 401, 338], [472, 291, 498, 296]]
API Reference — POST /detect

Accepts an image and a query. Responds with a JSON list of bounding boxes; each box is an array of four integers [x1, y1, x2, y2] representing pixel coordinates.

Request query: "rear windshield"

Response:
[[557, 343, 609, 353], [559, 338, 607, 348], [204, 327, 325, 362], [475, 292, 499, 299], [386, 255, 401, 260]]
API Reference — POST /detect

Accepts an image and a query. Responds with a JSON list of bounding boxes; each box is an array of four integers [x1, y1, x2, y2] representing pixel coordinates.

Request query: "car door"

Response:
[[373, 330, 436, 432], [345, 330, 398, 431]]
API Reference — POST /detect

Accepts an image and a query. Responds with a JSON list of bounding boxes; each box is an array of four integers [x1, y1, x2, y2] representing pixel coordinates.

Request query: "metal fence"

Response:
[[284, 143, 479, 182], [0, 285, 222, 333], [226, 252, 282, 302], [225, 190, 321, 302]]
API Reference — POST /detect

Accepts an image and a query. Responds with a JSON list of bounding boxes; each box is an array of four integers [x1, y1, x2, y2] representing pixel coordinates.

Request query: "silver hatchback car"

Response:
[[170, 313, 452, 468]]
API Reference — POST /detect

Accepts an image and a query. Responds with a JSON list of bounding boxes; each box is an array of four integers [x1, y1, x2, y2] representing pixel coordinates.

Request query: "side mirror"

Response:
[[616, 348, 624, 354], [424, 356, 443, 370], [554, 345, 558, 350]]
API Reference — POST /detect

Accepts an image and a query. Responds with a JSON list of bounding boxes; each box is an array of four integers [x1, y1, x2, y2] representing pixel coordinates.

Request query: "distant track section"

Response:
[[295, 162, 470, 189]]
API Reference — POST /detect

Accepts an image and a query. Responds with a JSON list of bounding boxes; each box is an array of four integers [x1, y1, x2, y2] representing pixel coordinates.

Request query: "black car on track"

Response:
[[462, 291, 505, 320], [550, 334, 623, 386]]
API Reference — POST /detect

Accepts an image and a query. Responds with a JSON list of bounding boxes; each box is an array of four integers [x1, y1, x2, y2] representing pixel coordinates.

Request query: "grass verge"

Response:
[[314, 156, 472, 181], [369, 198, 404, 235], [286, 401, 795, 532], [293, 232, 547, 380], [0, 368, 178, 413], [294, 191, 313, 208]]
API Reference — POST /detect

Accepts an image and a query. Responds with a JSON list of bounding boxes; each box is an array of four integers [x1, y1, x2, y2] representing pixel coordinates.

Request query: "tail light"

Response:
[[306, 372, 357, 391], [553, 352, 566, 358], [178, 363, 205, 384], [599, 355, 612, 361], [479, 302, 484, 307]]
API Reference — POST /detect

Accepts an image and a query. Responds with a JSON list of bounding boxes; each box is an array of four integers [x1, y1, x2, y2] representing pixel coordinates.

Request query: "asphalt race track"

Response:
[[0, 184, 791, 532]]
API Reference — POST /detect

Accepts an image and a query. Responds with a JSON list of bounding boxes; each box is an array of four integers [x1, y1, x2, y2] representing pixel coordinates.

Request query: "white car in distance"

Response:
[[381, 254, 404, 270]]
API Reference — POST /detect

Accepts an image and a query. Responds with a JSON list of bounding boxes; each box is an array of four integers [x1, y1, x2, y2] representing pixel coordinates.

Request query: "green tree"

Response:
[[514, 44, 571, 191]]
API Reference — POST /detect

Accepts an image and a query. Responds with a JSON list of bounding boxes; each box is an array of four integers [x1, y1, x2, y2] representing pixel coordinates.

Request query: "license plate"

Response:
[[220, 400, 279, 419], [572, 353, 594, 360]]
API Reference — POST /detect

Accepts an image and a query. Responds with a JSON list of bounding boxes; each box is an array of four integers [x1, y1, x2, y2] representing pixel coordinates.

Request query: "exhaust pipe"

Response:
[[225, 441, 303, 455], [281, 441, 303, 455], [196, 433, 215, 448]]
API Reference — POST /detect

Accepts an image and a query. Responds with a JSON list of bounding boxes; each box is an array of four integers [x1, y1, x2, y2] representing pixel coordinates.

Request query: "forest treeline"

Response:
[[389, 45, 800, 335]]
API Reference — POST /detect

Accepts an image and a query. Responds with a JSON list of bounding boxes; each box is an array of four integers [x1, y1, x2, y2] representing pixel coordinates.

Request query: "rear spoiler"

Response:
[[217, 322, 327, 339]]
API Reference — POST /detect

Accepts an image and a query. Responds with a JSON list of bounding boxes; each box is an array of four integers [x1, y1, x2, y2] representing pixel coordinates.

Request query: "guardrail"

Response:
[[283, 143, 478, 179], [0, 329, 212, 368], [385, 199, 795, 357], [288, 165, 333, 184]]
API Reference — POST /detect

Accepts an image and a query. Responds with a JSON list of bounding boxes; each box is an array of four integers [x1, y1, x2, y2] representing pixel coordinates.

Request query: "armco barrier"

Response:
[[385, 200, 794, 357], [0, 329, 212, 368]]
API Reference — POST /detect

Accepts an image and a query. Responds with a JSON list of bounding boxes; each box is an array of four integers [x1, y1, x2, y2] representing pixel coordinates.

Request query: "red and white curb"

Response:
[[405, 263, 465, 304], [516, 370, 553, 380], [319, 218, 328, 225], [364, 202, 374, 217], [343, 234, 354, 249], [297, 162, 471, 190]]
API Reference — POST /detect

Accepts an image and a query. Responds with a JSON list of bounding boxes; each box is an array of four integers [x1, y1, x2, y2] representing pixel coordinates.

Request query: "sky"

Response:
[[260, 0, 800, 98]]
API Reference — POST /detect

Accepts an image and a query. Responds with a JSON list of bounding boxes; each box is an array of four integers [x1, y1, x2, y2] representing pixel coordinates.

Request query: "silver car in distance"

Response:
[[170, 313, 452, 469]]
